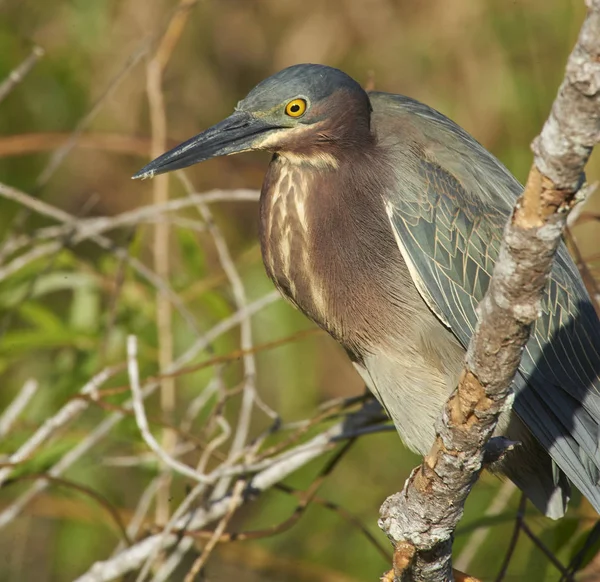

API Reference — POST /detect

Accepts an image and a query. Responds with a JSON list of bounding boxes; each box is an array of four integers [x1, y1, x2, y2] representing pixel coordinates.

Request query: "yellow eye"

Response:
[[285, 98, 307, 117]]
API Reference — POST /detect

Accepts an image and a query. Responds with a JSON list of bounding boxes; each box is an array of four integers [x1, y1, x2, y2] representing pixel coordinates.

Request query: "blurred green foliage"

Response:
[[0, 1, 599, 581]]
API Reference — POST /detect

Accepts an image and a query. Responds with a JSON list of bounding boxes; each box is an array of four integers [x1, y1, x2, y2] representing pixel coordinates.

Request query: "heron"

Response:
[[134, 63, 600, 519]]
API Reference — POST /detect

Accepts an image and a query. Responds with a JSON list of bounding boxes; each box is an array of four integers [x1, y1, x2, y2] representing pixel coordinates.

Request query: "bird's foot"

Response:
[[483, 436, 520, 467]]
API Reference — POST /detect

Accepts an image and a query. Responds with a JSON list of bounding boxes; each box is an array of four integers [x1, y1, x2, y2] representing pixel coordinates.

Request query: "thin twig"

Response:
[[178, 440, 356, 545], [195, 417, 231, 476], [36, 38, 151, 187], [520, 519, 573, 580], [146, 47, 176, 531], [0, 367, 120, 489], [0, 379, 39, 438], [127, 336, 210, 485], [143, 1, 203, 527], [183, 479, 246, 582], [167, 443, 360, 582], [181, 376, 222, 433], [72, 401, 384, 582], [112, 476, 164, 556], [0, 192, 99, 339], [102, 443, 198, 468], [0, 188, 259, 259], [0, 292, 278, 532], [0, 131, 157, 158], [176, 290, 280, 365], [274, 484, 392, 563], [144, 2, 203, 531], [135, 481, 209, 582], [182, 173, 265, 448], [0, 181, 201, 335], [178, 172, 274, 505], [0, 46, 44, 104], [495, 494, 527, 582], [3, 473, 131, 546]]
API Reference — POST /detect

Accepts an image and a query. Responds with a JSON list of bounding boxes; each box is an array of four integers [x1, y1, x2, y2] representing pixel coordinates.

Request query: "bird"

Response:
[[134, 63, 600, 519]]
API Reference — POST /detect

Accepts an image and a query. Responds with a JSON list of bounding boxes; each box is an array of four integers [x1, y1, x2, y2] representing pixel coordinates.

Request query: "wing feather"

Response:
[[384, 148, 600, 511]]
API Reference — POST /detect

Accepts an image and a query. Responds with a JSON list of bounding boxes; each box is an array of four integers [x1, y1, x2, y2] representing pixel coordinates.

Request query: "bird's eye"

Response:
[[285, 98, 307, 118]]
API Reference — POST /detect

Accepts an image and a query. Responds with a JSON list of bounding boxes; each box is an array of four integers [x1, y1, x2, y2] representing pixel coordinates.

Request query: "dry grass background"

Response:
[[0, 1, 599, 581]]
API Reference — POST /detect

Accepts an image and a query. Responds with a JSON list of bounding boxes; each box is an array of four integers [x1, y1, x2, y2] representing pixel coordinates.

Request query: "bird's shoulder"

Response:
[[368, 91, 522, 211], [367, 91, 597, 348], [366, 92, 514, 329]]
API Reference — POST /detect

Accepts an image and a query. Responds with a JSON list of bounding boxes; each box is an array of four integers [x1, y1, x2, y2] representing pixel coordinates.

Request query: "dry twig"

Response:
[[128, 335, 211, 485], [0, 181, 201, 335], [0, 291, 279, 532], [182, 479, 246, 582], [0, 379, 39, 439], [72, 400, 384, 582], [0, 46, 44, 104], [0, 367, 119, 490]]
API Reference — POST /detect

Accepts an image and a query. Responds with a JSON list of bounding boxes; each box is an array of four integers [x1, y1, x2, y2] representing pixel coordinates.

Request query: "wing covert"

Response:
[[385, 156, 600, 511], [385, 158, 503, 345]]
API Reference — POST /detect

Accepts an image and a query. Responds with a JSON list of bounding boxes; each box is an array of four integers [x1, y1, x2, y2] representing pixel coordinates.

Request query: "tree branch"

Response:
[[378, 2, 600, 580]]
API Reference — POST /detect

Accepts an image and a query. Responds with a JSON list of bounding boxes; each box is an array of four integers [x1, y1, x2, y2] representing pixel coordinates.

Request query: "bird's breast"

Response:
[[259, 159, 330, 327], [259, 154, 426, 360]]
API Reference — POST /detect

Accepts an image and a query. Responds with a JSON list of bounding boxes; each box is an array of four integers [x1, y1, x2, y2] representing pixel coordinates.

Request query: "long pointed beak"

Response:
[[132, 111, 276, 179]]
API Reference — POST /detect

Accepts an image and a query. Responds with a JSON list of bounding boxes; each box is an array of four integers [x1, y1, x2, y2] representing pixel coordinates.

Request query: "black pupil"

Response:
[[290, 103, 300, 112]]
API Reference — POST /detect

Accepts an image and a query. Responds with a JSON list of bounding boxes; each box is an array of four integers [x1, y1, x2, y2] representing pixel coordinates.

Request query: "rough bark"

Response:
[[378, 2, 600, 580]]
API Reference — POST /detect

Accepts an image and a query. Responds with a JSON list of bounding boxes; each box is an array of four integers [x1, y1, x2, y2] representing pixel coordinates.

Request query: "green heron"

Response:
[[134, 63, 600, 519]]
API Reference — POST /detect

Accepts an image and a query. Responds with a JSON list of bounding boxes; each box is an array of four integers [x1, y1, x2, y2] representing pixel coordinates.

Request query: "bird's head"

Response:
[[133, 63, 372, 179]]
